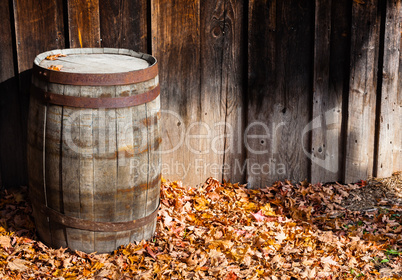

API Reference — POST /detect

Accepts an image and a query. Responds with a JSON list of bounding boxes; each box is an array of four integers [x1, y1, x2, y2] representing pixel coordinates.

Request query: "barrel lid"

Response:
[[32, 48, 158, 86]]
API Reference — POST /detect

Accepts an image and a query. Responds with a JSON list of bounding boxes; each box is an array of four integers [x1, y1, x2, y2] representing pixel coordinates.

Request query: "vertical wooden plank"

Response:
[[13, 0, 65, 73], [311, 0, 333, 183], [396, 6, 402, 172], [247, 0, 314, 188], [12, 0, 64, 186], [344, 0, 380, 182], [200, 0, 246, 184], [68, 0, 100, 48], [99, 0, 148, 52], [376, 0, 401, 177], [0, 0, 24, 187], [311, 0, 350, 183], [152, 0, 202, 186]]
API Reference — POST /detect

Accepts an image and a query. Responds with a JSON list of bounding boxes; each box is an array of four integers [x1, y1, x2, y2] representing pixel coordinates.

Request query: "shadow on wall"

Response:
[[0, 69, 31, 188]]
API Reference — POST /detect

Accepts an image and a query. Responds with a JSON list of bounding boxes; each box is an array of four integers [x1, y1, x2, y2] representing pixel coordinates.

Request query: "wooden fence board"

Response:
[[344, 0, 380, 183], [0, 0, 24, 187], [200, 0, 245, 184], [152, 0, 202, 186], [247, 0, 314, 188], [395, 3, 402, 173], [68, 0, 100, 48], [311, 0, 350, 183], [311, 0, 333, 183], [12, 0, 64, 187], [99, 0, 148, 52], [376, 0, 401, 177]]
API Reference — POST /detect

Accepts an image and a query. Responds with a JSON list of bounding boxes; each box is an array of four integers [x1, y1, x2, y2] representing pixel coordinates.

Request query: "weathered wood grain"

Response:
[[376, 0, 401, 177], [45, 82, 66, 248], [99, 0, 148, 52], [396, 6, 402, 173], [12, 0, 64, 187], [327, 0, 351, 183], [311, 0, 333, 183], [28, 76, 51, 245], [114, 83, 135, 247], [68, 0, 100, 48], [93, 84, 117, 253], [152, 0, 202, 186], [144, 80, 161, 239], [344, 0, 380, 183], [0, 0, 24, 187], [200, 0, 246, 184], [61, 84, 84, 251], [247, 0, 314, 188], [13, 0, 64, 72], [311, 0, 349, 183]]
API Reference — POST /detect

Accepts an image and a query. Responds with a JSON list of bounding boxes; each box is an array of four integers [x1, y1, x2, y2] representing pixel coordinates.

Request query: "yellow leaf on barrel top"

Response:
[[45, 54, 67, 60], [47, 65, 63, 71]]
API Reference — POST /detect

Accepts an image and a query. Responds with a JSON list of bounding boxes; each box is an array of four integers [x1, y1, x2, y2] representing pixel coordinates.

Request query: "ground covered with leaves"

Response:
[[1, 173, 402, 279]]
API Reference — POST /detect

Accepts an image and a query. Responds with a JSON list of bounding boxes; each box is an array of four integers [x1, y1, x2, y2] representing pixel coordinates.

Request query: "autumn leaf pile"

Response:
[[1, 178, 402, 279]]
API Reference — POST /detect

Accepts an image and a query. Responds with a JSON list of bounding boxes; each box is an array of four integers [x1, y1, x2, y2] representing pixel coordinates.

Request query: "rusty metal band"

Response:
[[36, 202, 159, 232], [31, 84, 160, 108], [32, 62, 158, 86]]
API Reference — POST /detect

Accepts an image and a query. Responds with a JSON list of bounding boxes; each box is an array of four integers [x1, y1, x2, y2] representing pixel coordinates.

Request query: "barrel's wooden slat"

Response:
[[93, 85, 118, 252], [28, 76, 51, 245], [78, 86, 98, 252], [130, 85, 150, 242], [45, 82, 66, 248], [144, 92, 161, 239], [114, 84, 135, 247], [62, 85, 83, 250]]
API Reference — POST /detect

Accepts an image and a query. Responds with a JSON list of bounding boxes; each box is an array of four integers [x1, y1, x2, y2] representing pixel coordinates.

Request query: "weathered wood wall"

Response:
[[0, 0, 400, 188]]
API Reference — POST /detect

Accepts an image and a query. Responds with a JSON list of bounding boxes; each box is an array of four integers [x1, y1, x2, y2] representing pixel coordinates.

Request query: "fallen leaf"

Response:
[[47, 65, 63, 71], [0, 235, 11, 248], [8, 258, 29, 272]]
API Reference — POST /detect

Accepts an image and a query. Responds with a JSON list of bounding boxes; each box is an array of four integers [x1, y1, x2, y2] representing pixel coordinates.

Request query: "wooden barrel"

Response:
[[27, 48, 161, 253]]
